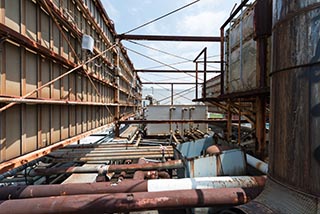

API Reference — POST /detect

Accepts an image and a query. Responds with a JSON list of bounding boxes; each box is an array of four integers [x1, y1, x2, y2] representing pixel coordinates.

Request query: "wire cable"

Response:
[[122, 0, 200, 35], [126, 47, 202, 80], [139, 54, 221, 70], [128, 40, 190, 61]]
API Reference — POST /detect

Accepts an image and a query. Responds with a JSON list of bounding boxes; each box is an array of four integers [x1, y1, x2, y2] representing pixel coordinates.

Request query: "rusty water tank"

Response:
[[270, 0, 320, 196], [221, 1, 320, 213]]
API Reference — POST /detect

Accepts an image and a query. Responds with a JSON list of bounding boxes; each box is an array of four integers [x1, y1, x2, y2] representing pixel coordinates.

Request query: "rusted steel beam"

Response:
[[117, 34, 221, 42], [142, 82, 201, 85], [136, 69, 220, 73], [220, 0, 250, 29], [118, 119, 213, 124], [0, 124, 113, 174], [0, 97, 121, 106], [30, 160, 183, 176], [0, 187, 262, 214]]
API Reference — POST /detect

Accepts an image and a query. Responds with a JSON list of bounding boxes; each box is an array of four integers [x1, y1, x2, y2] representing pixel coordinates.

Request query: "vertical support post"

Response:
[[253, 0, 272, 159], [195, 62, 198, 100], [255, 96, 266, 159], [171, 83, 173, 106], [255, 30, 268, 160], [203, 47, 207, 99], [114, 39, 121, 138], [238, 102, 241, 145], [220, 28, 225, 95], [227, 101, 232, 141]]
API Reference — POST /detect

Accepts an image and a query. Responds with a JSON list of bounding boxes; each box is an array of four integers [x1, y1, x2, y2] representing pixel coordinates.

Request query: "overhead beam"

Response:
[[118, 120, 213, 124], [142, 82, 201, 85], [136, 69, 221, 73], [117, 34, 221, 42]]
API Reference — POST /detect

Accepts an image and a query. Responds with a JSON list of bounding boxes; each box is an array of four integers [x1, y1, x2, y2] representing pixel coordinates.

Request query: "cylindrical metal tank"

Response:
[[270, 0, 320, 197]]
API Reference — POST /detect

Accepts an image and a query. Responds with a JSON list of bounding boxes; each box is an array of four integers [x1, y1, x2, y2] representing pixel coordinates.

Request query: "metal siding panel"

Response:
[[69, 72, 76, 101], [40, 10, 50, 48], [5, 105, 21, 160], [76, 106, 82, 134], [4, 0, 20, 32], [61, 67, 69, 99], [51, 105, 60, 143], [41, 105, 50, 147], [24, 105, 37, 153], [25, 50, 37, 98], [5, 42, 20, 96], [82, 106, 87, 132], [0, 107, 6, 161], [52, 64, 60, 99], [69, 106, 76, 137], [40, 57, 50, 99], [52, 22, 59, 54], [61, 105, 68, 140], [25, 0, 37, 41]]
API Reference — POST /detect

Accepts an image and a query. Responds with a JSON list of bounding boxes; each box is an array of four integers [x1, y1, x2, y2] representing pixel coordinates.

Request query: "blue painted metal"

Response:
[[186, 149, 246, 178], [177, 136, 214, 158]]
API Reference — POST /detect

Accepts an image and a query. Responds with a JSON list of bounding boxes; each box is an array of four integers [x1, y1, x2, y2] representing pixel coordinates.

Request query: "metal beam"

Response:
[[136, 69, 220, 73], [142, 82, 200, 85], [118, 119, 214, 124], [117, 34, 221, 42]]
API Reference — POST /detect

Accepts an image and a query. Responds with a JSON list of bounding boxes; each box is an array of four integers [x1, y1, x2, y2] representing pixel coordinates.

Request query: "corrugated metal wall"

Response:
[[0, 0, 141, 162]]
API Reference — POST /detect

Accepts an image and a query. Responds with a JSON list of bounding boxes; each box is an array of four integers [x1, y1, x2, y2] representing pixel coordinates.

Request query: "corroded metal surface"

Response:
[[186, 149, 246, 177], [246, 154, 268, 174], [147, 176, 266, 192], [0, 187, 263, 214], [0, 180, 147, 200], [271, 0, 320, 196]]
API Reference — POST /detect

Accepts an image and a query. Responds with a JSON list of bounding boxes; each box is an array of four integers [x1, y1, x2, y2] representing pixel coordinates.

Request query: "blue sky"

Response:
[[101, 0, 245, 103]]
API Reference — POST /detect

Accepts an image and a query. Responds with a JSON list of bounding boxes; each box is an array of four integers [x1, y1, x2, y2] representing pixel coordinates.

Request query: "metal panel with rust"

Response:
[[186, 149, 246, 178], [270, 0, 320, 197], [146, 105, 208, 135], [0, 0, 141, 166], [224, 3, 271, 94]]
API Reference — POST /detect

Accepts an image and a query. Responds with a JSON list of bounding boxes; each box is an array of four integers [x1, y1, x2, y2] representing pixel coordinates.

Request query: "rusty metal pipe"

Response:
[[127, 130, 139, 144], [157, 171, 171, 179], [52, 154, 174, 162], [0, 187, 262, 214], [147, 176, 266, 192], [31, 160, 183, 176], [246, 154, 268, 174], [50, 151, 174, 159], [0, 180, 147, 200], [0, 176, 266, 200], [133, 158, 147, 180]]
